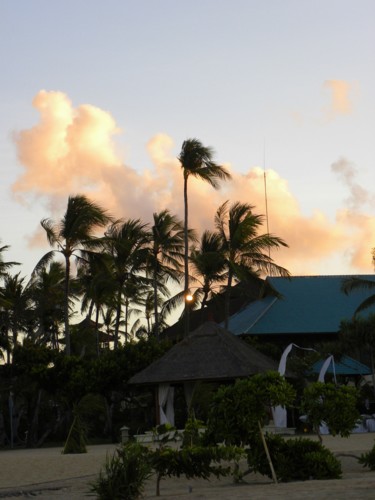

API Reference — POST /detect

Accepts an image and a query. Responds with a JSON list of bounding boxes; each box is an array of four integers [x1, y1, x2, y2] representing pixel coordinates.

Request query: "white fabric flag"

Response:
[[318, 355, 336, 383], [165, 386, 175, 426], [158, 384, 170, 425], [272, 344, 294, 427], [278, 343, 294, 376]]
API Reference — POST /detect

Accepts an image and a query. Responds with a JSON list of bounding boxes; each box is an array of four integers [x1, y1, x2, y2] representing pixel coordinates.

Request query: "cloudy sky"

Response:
[[1, 0, 374, 280]]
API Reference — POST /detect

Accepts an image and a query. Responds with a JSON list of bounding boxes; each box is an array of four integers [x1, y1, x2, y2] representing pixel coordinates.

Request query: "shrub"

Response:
[[358, 441, 375, 470], [205, 372, 295, 446], [247, 435, 342, 482], [90, 442, 152, 500], [150, 445, 244, 496], [62, 413, 87, 454], [300, 382, 360, 441], [182, 417, 205, 448]]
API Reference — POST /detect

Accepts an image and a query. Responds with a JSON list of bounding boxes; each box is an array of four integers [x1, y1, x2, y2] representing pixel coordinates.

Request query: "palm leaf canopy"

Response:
[[60, 195, 112, 243], [342, 276, 375, 314], [179, 138, 231, 186]]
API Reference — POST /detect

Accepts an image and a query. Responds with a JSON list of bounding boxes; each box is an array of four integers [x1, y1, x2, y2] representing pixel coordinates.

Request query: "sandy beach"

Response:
[[0, 433, 374, 499]]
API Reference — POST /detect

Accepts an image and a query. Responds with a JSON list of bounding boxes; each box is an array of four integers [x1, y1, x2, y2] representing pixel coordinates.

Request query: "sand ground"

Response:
[[0, 433, 374, 499]]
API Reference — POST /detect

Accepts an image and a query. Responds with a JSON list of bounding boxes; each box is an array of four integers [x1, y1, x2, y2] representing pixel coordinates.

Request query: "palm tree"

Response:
[[189, 230, 227, 311], [341, 250, 375, 314], [35, 195, 112, 355], [178, 138, 231, 335], [27, 260, 65, 349], [103, 219, 150, 348], [76, 253, 116, 355], [215, 200, 290, 328], [0, 242, 19, 281], [0, 273, 32, 363], [149, 209, 185, 338]]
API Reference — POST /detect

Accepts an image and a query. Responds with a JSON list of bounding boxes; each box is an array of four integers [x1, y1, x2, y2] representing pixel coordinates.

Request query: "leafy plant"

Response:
[[62, 410, 87, 454], [358, 440, 375, 470], [182, 416, 205, 447], [62, 393, 108, 454], [205, 372, 296, 446], [150, 444, 244, 496], [90, 442, 152, 499], [247, 434, 342, 481], [300, 382, 360, 442]]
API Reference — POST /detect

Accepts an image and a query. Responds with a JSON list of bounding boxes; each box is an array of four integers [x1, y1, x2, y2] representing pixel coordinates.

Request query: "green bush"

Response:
[[150, 445, 244, 496], [205, 372, 295, 446], [90, 442, 152, 500], [300, 382, 360, 440], [358, 441, 375, 470], [247, 435, 342, 482]]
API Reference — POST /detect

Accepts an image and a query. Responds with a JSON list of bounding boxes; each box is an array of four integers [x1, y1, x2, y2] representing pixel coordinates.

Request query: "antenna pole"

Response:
[[263, 141, 271, 268]]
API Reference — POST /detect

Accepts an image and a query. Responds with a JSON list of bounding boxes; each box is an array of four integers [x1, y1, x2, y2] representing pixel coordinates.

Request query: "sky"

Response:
[[1, 0, 375, 281]]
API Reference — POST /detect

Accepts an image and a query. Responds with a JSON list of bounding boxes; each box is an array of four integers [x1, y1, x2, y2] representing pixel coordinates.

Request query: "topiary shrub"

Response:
[[247, 435, 342, 482], [90, 442, 152, 500]]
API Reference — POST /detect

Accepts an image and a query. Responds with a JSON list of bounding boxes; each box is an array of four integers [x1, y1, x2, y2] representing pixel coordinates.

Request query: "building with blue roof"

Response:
[[227, 275, 375, 346]]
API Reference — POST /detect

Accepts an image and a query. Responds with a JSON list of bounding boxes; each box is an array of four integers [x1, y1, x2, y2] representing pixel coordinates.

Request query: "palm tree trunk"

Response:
[[184, 174, 189, 337], [224, 270, 233, 330], [153, 266, 159, 340], [95, 305, 100, 357], [114, 288, 122, 349], [64, 255, 71, 355]]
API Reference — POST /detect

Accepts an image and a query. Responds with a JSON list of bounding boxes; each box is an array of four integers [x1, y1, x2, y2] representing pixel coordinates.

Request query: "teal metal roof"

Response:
[[311, 355, 371, 376], [228, 275, 375, 336]]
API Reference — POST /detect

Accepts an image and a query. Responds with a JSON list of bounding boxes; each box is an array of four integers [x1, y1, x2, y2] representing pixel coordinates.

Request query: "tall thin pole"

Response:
[[263, 141, 271, 269]]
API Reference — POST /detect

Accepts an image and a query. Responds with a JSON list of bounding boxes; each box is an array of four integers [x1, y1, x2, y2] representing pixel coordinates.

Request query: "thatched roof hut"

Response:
[[129, 321, 280, 385]]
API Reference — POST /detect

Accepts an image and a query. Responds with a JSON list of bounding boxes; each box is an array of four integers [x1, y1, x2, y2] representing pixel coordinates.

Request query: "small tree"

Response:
[[206, 372, 295, 446], [205, 372, 296, 483], [300, 382, 360, 443]]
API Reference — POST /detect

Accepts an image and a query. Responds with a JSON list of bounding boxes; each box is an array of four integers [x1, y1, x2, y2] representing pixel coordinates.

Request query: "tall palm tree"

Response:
[[178, 138, 231, 336], [35, 195, 112, 355], [341, 249, 375, 314], [149, 209, 185, 338], [215, 200, 290, 328], [103, 218, 150, 348]]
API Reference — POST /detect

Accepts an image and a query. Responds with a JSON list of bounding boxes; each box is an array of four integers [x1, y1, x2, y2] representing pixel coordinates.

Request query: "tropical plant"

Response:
[[27, 260, 65, 349], [90, 442, 152, 499], [214, 200, 290, 328], [178, 138, 231, 336], [76, 252, 116, 355], [151, 444, 243, 497], [341, 251, 375, 314], [0, 241, 19, 282], [189, 230, 227, 310], [0, 273, 32, 362], [35, 195, 112, 355], [339, 315, 375, 396], [205, 372, 295, 447], [247, 434, 342, 481], [149, 209, 185, 338], [62, 393, 107, 454], [358, 440, 375, 470], [103, 219, 150, 348], [300, 382, 360, 443]]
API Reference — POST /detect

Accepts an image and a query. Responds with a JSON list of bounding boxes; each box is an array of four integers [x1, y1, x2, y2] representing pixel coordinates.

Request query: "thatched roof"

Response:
[[128, 321, 280, 385]]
